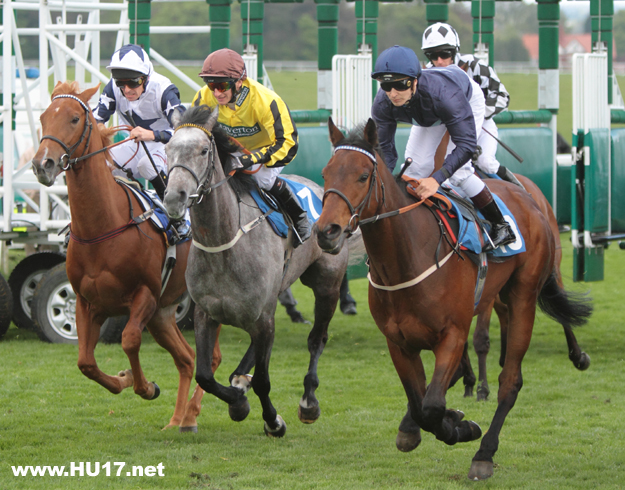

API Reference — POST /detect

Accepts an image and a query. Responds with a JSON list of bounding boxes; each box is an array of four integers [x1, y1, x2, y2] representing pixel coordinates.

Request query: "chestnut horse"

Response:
[[31, 82, 217, 430], [316, 118, 592, 480]]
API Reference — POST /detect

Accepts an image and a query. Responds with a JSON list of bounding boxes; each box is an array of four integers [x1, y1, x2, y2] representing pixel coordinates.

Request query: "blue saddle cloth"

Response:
[[249, 178, 322, 238], [442, 185, 526, 257], [116, 180, 190, 245]]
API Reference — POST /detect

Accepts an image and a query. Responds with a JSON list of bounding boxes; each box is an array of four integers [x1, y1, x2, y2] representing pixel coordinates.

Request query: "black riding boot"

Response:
[[149, 171, 167, 201], [471, 187, 515, 250], [339, 274, 357, 315], [269, 178, 312, 248], [496, 165, 526, 191]]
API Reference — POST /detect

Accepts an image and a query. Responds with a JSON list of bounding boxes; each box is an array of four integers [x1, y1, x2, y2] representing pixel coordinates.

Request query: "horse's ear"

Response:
[[206, 106, 220, 131], [328, 117, 344, 146], [172, 108, 182, 128], [363, 118, 379, 147], [79, 83, 101, 104]]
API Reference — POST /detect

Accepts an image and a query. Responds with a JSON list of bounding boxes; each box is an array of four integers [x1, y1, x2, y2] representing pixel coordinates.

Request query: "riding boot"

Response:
[[471, 187, 516, 250], [496, 165, 526, 191], [269, 178, 312, 248], [149, 171, 167, 201], [339, 274, 357, 315]]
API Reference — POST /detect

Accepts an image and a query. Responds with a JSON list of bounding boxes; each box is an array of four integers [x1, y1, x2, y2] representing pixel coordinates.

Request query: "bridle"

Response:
[[168, 123, 233, 206], [323, 145, 384, 235], [40, 94, 94, 170], [39, 94, 136, 171]]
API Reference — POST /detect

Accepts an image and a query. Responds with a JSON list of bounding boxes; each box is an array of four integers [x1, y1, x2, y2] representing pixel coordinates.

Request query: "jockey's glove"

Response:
[[239, 154, 255, 169]]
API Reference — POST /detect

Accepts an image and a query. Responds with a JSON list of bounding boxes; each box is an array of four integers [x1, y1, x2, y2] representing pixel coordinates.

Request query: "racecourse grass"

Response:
[[1, 233, 625, 489]]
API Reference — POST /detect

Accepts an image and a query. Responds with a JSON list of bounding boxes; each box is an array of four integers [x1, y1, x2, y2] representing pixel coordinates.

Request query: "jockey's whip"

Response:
[[396, 157, 413, 179], [123, 111, 167, 189], [482, 127, 524, 164]]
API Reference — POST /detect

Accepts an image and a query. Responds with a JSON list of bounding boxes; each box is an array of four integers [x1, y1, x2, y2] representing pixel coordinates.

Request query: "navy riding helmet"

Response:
[[371, 45, 422, 81]]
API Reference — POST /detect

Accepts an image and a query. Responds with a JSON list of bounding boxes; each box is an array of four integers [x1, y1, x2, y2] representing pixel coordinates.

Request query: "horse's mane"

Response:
[[51, 81, 116, 158], [177, 105, 255, 193]]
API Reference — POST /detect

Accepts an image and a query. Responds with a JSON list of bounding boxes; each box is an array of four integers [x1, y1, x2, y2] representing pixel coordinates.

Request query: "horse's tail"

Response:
[[537, 270, 593, 327], [346, 229, 367, 266]]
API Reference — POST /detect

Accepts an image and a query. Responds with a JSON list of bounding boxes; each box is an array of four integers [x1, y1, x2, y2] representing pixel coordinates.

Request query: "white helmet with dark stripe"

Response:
[[421, 22, 460, 54], [106, 44, 152, 80]]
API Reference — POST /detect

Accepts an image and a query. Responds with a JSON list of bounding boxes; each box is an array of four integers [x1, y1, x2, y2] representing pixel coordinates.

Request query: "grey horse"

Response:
[[163, 105, 363, 436]]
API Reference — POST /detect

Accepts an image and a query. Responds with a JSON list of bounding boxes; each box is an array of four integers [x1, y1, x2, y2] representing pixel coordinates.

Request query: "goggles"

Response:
[[425, 49, 455, 62], [114, 77, 146, 89], [204, 79, 237, 93], [379, 78, 413, 93]]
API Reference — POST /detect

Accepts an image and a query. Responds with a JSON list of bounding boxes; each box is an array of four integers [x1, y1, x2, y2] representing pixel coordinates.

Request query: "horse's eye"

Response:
[[358, 173, 369, 183], [71, 116, 80, 124], [201, 147, 209, 156]]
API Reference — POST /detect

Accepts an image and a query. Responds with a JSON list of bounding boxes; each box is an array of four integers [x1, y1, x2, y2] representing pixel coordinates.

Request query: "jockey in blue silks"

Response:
[[371, 45, 515, 250]]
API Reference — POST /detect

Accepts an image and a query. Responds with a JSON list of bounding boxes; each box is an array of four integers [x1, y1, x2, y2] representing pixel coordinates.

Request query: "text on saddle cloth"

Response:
[[115, 178, 191, 245], [250, 178, 322, 239]]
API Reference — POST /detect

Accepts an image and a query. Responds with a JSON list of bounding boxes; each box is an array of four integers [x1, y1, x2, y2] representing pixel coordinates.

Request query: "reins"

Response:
[[40, 94, 137, 171]]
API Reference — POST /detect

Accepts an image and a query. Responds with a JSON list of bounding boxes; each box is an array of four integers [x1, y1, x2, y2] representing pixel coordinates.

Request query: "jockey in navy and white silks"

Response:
[[93, 44, 185, 198], [371, 45, 515, 250], [421, 23, 523, 189]]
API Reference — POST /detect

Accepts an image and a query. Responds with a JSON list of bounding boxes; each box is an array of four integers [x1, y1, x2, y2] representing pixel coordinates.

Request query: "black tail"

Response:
[[537, 271, 593, 327]]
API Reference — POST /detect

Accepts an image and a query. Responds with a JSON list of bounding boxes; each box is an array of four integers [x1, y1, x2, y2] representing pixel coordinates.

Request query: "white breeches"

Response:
[[109, 139, 167, 181], [248, 163, 284, 190], [475, 117, 501, 175]]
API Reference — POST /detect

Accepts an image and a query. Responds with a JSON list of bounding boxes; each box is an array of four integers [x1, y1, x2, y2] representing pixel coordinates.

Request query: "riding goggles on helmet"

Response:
[[114, 77, 146, 89], [379, 78, 413, 93], [203, 78, 236, 93], [425, 49, 455, 62]]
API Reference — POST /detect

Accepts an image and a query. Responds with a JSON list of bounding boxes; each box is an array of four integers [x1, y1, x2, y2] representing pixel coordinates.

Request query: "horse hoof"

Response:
[[573, 352, 591, 371], [463, 386, 474, 398], [298, 403, 320, 424], [457, 420, 482, 443], [396, 430, 421, 452], [179, 426, 198, 434], [228, 398, 250, 422], [264, 415, 287, 438], [468, 460, 494, 481], [151, 382, 160, 400], [477, 386, 489, 402]]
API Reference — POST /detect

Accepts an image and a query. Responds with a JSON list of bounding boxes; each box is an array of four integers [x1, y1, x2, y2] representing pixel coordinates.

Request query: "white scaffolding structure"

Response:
[[0, 0, 208, 244]]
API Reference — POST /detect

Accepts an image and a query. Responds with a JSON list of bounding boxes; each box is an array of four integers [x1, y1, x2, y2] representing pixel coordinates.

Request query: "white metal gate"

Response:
[[331, 54, 372, 131]]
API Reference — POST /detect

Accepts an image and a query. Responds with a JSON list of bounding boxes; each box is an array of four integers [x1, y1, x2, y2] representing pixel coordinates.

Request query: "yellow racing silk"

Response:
[[191, 78, 298, 168]]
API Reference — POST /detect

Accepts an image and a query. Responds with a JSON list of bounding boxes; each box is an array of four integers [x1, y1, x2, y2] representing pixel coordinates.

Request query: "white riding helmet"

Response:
[[106, 44, 152, 79], [421, 22, 460, 53]]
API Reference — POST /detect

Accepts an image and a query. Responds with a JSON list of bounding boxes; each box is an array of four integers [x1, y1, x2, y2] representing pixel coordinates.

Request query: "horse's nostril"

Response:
[[44, 158, 56, 170]]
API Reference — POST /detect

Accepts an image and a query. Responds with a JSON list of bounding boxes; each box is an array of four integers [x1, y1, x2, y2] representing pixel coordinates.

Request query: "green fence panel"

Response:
[[585, 128, 610, 234], [611, 128, 625, 233]]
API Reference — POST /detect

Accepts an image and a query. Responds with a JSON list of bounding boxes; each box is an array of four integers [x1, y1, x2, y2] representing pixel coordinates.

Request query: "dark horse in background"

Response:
[[31, 82, 218, 430], [163, 105, 363, 436], [316, 118, 592, 480]]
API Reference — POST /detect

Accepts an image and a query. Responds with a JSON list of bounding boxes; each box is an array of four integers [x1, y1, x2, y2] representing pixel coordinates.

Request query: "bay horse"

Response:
[[316, 118, 592, 480], [163, 105, 362, 437], [31, 82, 217, 430], [466, 174, 590, 401]]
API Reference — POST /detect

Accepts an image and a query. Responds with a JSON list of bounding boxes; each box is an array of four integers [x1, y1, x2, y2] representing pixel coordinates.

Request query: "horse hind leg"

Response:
[[562, 323, 591, 370], [473, 299, 496, 401], [449, 342, 476, 398]]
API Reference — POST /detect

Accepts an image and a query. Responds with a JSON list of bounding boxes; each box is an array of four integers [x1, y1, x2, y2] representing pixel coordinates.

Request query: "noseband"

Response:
[[168, 124, 231, 206], [323, 145, 382, 234], [40, 94, 94, 170]]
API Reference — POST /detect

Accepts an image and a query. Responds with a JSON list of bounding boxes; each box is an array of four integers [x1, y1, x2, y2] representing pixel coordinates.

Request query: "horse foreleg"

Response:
[[385, 338, 426, 452], [249, 316, 286, 437], [179, 325, 222, 433], [474, 300, 494, 401], [122, 287, 159, 400], [146, 306, 196, 430], [427, 329, 482, 446], [469, 299, 535, 481], [229, 341, 255, 393], [193, 308, 250, 421], [297, 283, 339, 424], [75, 296, 133, 394]]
